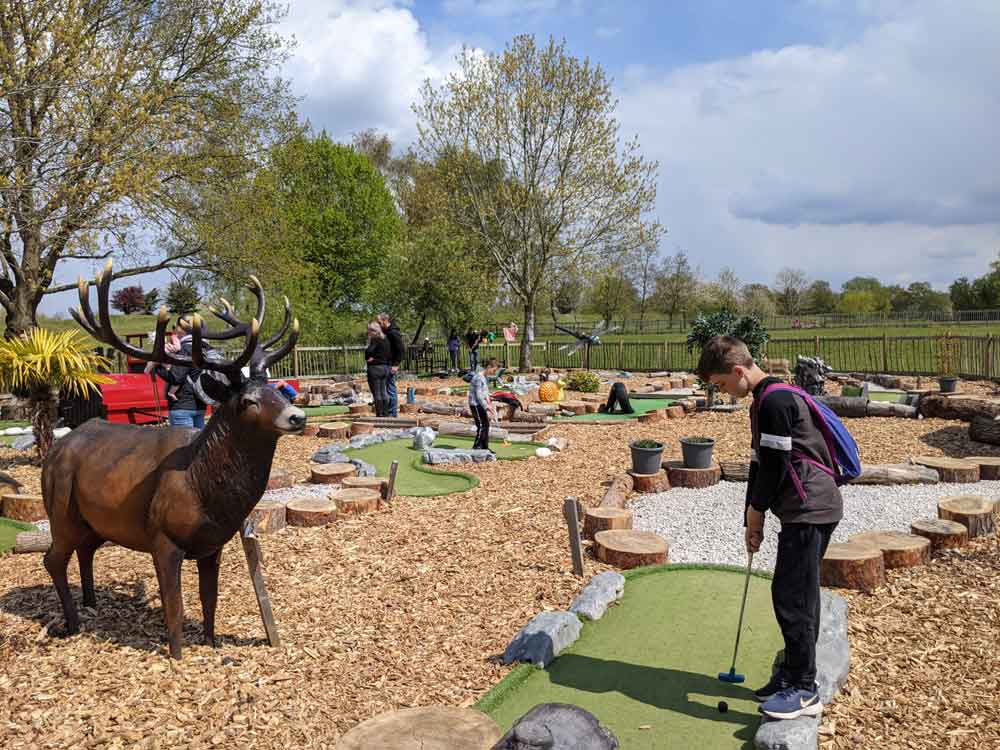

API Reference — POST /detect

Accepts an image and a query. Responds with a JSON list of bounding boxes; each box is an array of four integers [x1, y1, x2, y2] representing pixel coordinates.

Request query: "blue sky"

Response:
[[42, 0, 1000, 315]]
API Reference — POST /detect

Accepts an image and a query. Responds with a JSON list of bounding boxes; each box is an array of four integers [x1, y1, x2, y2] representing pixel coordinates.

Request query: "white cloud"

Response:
[[615, 0, 1000, 289], [442, 0, 565, 17]]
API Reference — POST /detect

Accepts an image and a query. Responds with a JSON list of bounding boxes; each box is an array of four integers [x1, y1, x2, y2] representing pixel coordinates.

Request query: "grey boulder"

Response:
[[412, 426, 436, 450], [569, 572, 625, 621], [492, 703, 618, 750], [423, 448, 496, 465], [754, 716, 820, 750], [503, 611, 581, 668]]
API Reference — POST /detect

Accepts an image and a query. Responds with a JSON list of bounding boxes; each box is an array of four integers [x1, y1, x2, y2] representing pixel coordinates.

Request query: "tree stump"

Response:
[[599, 473, 634, 508], [665, 405, 685, 419], [266, 469, 294, 491], [301, 424, 320, 437], [938, 495, 997, 539], [332, 488, 381, 516], [560, 400, 588, 415], [637, 409, 666, 424], [627, 469, 670, 493], [962, 455, 1000, 480], [401, 403, 421, 414], [910, 456, 980, 483], [820, 543, 885, 592], [349, 404, 371, 416], [664, 460, 721, 488], [584, 403, 599, 414], [0, 494, 45, 523], [848, 531, 930, 569], [350, 422, 374, 436], [337, 706, 502, 750], [909, 518, 969, 551], [247, 499, 287, 534], [341, 475, 389, 498], [593, 529, 668, 569], [720, 461, 751, 482], [14, 531, 50, 553], [317, 423, 350, 439], [582, 394, 605, 403], [309, 462, 357, 485], [582, 507, 633, 540], [285, 497, 338, 527]]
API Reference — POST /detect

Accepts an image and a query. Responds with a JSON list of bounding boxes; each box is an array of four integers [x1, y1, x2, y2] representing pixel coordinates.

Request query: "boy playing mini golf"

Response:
[[697, 335, 844, 720]]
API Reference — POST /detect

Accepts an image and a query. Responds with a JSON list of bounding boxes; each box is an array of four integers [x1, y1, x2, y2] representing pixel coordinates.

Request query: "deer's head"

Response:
[[71, 261, 306, 436]]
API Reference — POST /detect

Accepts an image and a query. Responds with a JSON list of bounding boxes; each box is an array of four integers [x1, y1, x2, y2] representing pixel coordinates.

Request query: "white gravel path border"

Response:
[[631, 479, 1000, 571]]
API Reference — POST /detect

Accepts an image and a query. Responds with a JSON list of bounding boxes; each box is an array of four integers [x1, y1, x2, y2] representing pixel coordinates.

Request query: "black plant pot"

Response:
[[680, 436, 716, 469], [630, 441, 665, 475], [938, 376, 959, 394]]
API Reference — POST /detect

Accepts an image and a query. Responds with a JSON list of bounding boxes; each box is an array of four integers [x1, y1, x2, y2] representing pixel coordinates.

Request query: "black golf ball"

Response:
[[717, 701, 728, 714]]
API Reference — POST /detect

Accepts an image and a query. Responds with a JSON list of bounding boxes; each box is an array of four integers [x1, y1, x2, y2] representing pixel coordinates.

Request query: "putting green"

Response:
[[0, 517, 36, 555], [478, 565, 782, 750], [554, 396, 677, 421], [343, 437, 542, 497], [302, 404, 350, 419]]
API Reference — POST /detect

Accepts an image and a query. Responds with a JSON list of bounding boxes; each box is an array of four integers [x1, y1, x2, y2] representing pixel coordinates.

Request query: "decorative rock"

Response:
[[502, 611, 582, 668], [266, 469, 294, 491], [338, 706, 502, 750], [309, 462, 357, 485], [546, 436, 569, 452], [753, 716, 820, 750], [848, 531, 930, 569], [593, 530, 668, 569], [492, 704, 619, 750], [535, 447, 553, 458], [247, 499, 286, 534], [664, 460, 721, 489], [938, 495, 997, 538], [423, 449, 497, 465], [412, 426, 437, 450], [820, 543, 885, 592], [11, 434, 35, 451], [582, 507, 633, 539], [331, 488, 380, 516], [569, 572, 626, 621], [285, 497, 338, 527], [815, 590, 850, 704], [0, 493, 45, 523], [909, 518, 968, 551], [317, 423, 350, 439]]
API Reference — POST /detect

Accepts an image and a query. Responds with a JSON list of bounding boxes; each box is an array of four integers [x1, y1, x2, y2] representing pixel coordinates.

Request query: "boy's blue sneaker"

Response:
[[753, 673, 791, 702], [759, 686, 823, 720]]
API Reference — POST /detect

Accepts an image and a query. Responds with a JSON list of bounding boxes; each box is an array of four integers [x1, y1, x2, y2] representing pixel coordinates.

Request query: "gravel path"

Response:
[[631, 479, 1000, 571]]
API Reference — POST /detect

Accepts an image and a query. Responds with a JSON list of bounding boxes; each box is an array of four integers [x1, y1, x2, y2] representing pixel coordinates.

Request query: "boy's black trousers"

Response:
[[772, 522, 837, 689], [471, 403, 490, 450]]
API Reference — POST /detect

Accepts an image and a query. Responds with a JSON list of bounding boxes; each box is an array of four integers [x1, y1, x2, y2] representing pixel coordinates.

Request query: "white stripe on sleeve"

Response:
[[750, 449, 758, 463], [760, 433, 792, 451]]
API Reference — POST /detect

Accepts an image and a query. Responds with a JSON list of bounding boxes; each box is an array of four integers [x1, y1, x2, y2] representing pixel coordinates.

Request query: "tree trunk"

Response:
[[816, 396, 868, 419], [919, 394, 1000, 422], [4, 287, 38, 339], [410, 313, 426, 346], [31, 387, 59, 461], [519, 301, 535, 371], [969, 416, 1000, 446]]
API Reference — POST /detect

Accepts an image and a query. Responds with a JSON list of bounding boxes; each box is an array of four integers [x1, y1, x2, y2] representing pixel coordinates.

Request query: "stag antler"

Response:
[[202, 283, 299, 377]]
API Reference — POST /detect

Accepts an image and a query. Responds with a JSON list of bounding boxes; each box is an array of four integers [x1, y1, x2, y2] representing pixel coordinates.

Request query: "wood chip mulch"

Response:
[[0, 380, 997, 748]]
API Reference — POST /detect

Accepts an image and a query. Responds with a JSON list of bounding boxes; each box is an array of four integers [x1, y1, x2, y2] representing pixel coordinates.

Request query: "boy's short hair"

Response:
[[485, 358, 500, 369], [696, 336, 754, 381]]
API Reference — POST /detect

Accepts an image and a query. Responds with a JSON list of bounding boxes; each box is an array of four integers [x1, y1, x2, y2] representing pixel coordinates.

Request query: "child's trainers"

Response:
[[753, 673, 791, 702], [759, 685, 822, 720]]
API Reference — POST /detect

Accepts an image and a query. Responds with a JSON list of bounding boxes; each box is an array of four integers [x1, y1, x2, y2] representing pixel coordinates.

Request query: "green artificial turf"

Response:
[[478, 565, 782, 750], [0, 517, 37, 555], [554, 396, 677, 421], [301, 404, 350, 418], [343, 436, 542, 497]]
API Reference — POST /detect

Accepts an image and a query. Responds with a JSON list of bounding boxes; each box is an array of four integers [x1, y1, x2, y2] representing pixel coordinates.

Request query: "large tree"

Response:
[[585, 260, 637, 327], [804, 280, 838, 313], [0, 0, 293, 336], [415, 35, 660, 369], [652, 250, 699, 322], [774, 268, 809, 315]]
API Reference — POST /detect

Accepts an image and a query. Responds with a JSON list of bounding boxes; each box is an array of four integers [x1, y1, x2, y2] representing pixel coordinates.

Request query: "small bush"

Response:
[[566, 370, 600, 393], [632, 439, 662, 449]]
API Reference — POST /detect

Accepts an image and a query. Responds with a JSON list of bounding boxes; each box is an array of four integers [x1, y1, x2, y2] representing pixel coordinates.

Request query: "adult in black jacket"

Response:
[[147, 317, 207, 428], [365, 321, 393, 417], [377, 313, 404, 417]]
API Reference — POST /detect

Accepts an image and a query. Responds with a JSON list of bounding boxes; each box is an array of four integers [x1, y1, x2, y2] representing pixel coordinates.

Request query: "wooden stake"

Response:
[[386, 460, 399, 504], [240, 519, 280, 647], [563, 496, 584, 577]]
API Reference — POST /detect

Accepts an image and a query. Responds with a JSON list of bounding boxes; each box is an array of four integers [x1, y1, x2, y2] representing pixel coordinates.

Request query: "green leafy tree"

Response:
[[837, 290, 880, 313], [804, 281, 838, 313], [841, 277, 891, 312], [686, 310, 769, 404], [166, 275, 200, 315], [652, 251, 699, 322], [741, 283, 777, 318], [415, 35, 661, 369], [586, 264, 638, 326], [774, 268, 809, 315], [0, 0, 294, 337], [552, 270, 585, 315], [143, 288, 161, 315], [950, 277, 976, 310]]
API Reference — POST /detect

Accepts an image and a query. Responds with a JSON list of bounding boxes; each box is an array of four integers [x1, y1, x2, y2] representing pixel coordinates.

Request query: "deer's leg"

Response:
[[43, 536, 82, 635], [152, 538, 186, 659], [76, 532, 104, 609], [197, 549, 223, 647]]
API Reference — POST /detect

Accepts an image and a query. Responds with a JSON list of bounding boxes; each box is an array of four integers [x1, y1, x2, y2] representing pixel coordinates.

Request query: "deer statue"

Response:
[[41, 260, 305, 659]]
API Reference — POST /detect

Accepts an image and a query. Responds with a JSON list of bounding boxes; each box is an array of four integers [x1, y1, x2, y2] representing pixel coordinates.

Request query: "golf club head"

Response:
[[718, 668, 745, 684]]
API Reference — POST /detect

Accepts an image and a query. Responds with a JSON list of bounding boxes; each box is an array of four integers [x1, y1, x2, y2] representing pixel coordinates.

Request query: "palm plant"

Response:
[[0, 329, 112, 459]]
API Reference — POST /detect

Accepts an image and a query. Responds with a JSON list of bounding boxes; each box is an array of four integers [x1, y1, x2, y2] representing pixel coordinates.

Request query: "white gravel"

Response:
[[631, 479, 1000, 571], [260, 483, 336, 505]]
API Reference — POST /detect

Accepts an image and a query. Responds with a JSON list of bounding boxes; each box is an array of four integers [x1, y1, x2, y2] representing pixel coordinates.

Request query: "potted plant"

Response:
[[680, 436, 716, 469], [629, 438, 665, 475], [936, 332, 959, 394]]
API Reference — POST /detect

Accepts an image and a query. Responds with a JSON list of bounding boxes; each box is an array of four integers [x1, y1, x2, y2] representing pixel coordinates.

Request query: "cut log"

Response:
[[664, 460, 721, 489], [331, 488, 381, 516], [581, 394, 605, 403], [719, 461, 751, 482], [910, 456, 980, 483], [919, 394, 1000, 422], [909, 518, 969, 551], [627, 469, 670, 493], [584, 403, 599, 414], [969, 416, 1000, 446], [301, 424, 320, 437], [285, 497, 338, 527], [341, 475, 389, 498], [317, 423, 350, 439], [582, 507, 633, 540], [0, 493, 45, 523], [938, 495, 997, 539], [637, 409, 666, 424], [350, 422, 374, 436], [247, 499, 287, 534], [266, 469, 294, 491], [400, 403, 421, 415], [560, 400, 588, 415], [848, 531, 930, 569], [420, 402, 464, 416], [851, 463, 939, 485], [593, 529, 668, 569], [599, 473, 634, 508], [865, 401, 917, 418], [348, 404, 371, 416], [665, 405, 685, 419], [820, 543, 886, 592], [816, 396, 868, 419], [309, 462, 357, 485], [14, 531, 50, 553], [337, 706, 502, 750], [962, 455, 1000, 480]]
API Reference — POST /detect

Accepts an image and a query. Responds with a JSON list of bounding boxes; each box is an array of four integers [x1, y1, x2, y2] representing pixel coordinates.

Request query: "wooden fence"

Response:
[[107, 334, 1000, 380]]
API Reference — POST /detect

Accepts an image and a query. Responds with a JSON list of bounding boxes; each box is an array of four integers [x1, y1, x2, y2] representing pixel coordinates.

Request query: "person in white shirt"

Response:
[[468, 358, 499, 451]]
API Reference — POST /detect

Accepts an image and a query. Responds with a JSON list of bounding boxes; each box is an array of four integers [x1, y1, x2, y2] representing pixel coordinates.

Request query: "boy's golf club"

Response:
[[718, 552, 754, 684]]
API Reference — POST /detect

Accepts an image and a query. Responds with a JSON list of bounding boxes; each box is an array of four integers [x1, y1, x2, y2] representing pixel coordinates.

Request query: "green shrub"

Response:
[[631, 439, 662, 449], [566, 370, 600, 392]]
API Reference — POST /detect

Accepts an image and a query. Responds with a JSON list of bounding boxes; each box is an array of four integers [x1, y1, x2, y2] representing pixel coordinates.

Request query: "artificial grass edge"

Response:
[[474, 563, 774, 715], [0, 516, 39, 556]]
